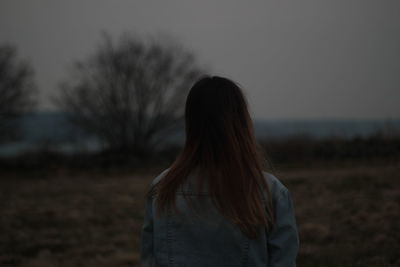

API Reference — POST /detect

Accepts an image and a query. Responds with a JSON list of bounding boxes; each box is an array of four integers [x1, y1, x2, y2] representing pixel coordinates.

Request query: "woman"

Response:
[[140, 76, 299, 267]]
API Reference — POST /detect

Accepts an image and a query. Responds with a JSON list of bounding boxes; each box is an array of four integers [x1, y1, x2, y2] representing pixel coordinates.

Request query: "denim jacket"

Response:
[[140, 169, 299, 267]]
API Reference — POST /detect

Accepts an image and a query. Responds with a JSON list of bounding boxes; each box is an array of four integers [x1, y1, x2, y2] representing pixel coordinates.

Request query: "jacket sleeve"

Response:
[[267, 188, 299, 267], [140, 194, 155, 267]]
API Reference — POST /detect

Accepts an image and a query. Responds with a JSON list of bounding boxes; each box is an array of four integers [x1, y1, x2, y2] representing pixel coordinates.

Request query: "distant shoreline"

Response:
[[1, 111, 399, 157]]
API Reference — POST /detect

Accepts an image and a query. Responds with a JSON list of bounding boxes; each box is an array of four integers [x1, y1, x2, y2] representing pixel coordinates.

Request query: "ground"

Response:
[[0, 159, 399, 267]]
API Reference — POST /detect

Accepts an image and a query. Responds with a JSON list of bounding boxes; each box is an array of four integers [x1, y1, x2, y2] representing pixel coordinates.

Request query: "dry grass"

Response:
[[0, 160, 399, 267], [275, 160, 400, 267]]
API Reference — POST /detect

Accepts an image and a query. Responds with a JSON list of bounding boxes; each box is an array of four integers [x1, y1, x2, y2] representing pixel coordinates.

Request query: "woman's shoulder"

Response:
[[149, 169, 290, 197], [150, 168, 170, 186], [262, 171, 290, 199]]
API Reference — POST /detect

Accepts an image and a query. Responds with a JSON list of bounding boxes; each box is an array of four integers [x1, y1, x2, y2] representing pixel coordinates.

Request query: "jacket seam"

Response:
[[167, 208, 174, 267], [242, 238, 250, 267]]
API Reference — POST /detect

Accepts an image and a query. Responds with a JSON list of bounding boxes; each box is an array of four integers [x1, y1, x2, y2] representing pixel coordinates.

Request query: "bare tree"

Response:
[[0, 44, 37, 143], [52, 33, 205, 157]]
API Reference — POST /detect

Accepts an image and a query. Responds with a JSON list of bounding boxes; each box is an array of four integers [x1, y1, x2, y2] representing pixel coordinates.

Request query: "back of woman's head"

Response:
[[153, 75, 274, 239]]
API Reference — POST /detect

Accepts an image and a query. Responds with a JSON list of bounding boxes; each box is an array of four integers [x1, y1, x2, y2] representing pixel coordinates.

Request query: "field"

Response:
[[0, 159, 399, 267]]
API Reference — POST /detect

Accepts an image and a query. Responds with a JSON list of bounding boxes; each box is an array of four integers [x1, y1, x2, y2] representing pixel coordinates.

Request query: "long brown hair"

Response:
[[151, 75, 274, 239]]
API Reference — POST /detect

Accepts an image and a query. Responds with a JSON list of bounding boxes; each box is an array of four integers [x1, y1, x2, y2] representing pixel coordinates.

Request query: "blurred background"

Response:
[[1, 1, 399, 266]]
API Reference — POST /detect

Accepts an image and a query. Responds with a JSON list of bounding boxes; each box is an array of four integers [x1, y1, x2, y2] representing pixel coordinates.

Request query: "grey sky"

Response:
[[1, 0, 399, 119]]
